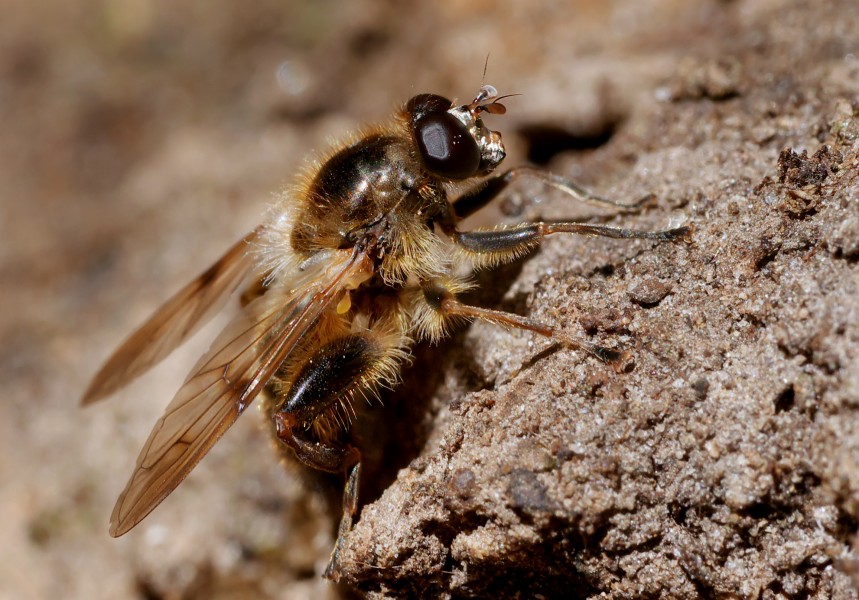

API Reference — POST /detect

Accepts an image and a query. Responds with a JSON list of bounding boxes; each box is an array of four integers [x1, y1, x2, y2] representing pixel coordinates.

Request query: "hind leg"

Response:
[[269, 330, 406, 580]]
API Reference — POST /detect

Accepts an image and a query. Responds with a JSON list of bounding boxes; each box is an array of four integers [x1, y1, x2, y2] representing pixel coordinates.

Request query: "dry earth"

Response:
[[2, 0, 859, 599]]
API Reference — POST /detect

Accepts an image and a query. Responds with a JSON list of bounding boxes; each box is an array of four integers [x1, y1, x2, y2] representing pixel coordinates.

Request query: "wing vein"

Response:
[[107, 249, 369, 537]]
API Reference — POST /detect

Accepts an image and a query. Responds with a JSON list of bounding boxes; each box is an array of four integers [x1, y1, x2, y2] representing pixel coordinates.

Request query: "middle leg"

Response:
[[419, 281, 629, 365]]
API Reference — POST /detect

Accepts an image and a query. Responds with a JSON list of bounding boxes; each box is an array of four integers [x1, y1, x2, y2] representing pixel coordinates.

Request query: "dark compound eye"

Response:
[[406, 94, 452, 124], [415, 112, 481, 180]]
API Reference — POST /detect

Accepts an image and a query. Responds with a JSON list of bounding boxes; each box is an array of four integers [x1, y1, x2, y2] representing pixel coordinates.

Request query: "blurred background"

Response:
[[0, 1, 783, 598]]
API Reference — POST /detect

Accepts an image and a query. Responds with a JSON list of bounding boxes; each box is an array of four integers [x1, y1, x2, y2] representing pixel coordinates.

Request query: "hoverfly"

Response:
[[82, 84, 689, 578]]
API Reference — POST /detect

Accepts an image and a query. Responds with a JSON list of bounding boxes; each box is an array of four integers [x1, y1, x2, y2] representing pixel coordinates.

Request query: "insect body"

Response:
[[82, 85, 688, 578]]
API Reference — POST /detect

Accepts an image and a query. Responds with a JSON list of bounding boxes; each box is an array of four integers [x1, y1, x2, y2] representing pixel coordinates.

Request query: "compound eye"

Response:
[[406, 94, 452, 122], [415, 113, 480, 180]]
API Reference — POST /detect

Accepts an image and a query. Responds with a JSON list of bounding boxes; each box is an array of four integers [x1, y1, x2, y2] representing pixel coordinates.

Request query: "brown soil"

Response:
[[3, 0, 859, 598]]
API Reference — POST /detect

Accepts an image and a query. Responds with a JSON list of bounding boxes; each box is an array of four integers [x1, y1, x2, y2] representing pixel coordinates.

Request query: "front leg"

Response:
[[451, 165, 655, 219], [447, 221, 691, 269]]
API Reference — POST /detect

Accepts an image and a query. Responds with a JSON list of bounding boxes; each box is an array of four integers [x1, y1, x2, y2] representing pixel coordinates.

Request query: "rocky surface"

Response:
[[3, 0, 859, 598]]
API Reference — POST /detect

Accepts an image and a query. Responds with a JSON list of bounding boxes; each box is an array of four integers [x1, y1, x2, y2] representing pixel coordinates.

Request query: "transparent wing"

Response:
[[82, 229, 263, 405], [109, 249, 369, 536]]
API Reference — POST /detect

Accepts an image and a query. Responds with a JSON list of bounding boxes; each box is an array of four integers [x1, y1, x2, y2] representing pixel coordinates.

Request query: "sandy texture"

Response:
[[3, 0, 859, 598]]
